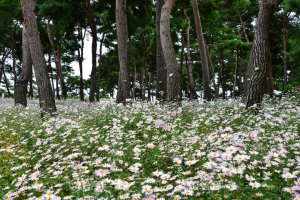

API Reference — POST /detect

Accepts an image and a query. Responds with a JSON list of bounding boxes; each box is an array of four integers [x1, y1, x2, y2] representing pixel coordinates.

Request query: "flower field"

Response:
[[0, 96, 299, 200]]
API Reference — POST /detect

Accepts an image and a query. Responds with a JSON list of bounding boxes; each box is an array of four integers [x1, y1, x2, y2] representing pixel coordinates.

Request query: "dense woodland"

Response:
[[0, 0, 299, 114]]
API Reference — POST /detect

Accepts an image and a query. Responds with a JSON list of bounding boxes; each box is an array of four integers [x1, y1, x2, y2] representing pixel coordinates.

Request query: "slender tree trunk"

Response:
[[179, 32, 185, 101], [245, 0, 281, 109], [192, 0, 211, 101], [84, 0, 98, 102], [96, 34, 105, 101], [141, 68, 145, 101], [11, 27, 17, 91], [148, 72, 152, 102], [15, 27, 33, 106], [238, 12, 250, 43], [268, 52, 274, 98], [156, 0, 167, 101], [220, 49, 226, 99], [133, 60, 137, 100], [0, 50, 10, 88], [78, 27, 86, 101], [56, 70, 60, 99], [160, 0, 180, 102], [21, 0, 57, 116], [2, 68, 11, 95], [47, 53, 55, 97], [283, 12, 289, 86], [47, 24, 67, 99], [116, 0, 130, 104], [184, 9, 197, 100], [233, 48, 239, 98]]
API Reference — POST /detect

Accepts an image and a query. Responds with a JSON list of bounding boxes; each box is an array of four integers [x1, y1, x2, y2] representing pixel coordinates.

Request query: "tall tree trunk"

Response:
[[116, 0, 130, 104], [0, 50, 10, 88], [78, 27, 86, 101], [15, 27, 33, 107], [192, 0, 211, 101], [96, 34, 105, 101], [233, 48, 239, 98], [11, 27, 17, 91], [47, 23, 67, 99], [179, 32, 185, 101], [56, 72, 60, 99], [160, 0, 181, 102], [133, 59, 137, 100], [283, 12, 289, 86], [184, 9, 197, 100], [148, 72, 152, 102], [48, 53, 55, 97], [245, 0, 281, 109], [220, 49, 226, 99], [156, 0, 167, 101], [268, 52, 274, 98], [84, 0, 98, 102], [20, 0, 57, 116], [0, 66, 11, 95]]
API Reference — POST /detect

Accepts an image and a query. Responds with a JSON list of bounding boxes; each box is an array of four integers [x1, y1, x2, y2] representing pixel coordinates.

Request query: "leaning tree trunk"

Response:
[[15, 27, 33, 107], [116, 0, 130, 104], [245, 0, 281, 109], [184, 9, 197, 100], [20, 0, 57, 116], [156, 0, 167, 101], [84, 0, 98, 102], [192, 0, 211, 101], [160, 0, 181, 102]]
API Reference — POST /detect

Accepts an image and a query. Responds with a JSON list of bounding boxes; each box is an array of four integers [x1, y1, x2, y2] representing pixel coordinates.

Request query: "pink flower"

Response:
[[95, 169, 110, 178], [155, 119, 165, 128]]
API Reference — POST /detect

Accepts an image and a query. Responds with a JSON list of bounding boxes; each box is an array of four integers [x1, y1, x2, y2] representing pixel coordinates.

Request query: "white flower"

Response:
[[249, 181, 261, 188], [282, 172, 296, 179], [146, 143, 155, 149], [185, 159, 198, 166], [182, 189, 194, 196], [173, 157, 182, 165]]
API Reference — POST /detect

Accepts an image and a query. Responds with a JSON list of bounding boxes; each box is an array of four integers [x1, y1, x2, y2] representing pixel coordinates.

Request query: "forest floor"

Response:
[[0, 96, 299, 200]]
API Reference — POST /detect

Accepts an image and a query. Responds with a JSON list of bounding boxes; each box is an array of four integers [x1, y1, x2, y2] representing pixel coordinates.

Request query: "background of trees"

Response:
[[0, 0, 299, 111]]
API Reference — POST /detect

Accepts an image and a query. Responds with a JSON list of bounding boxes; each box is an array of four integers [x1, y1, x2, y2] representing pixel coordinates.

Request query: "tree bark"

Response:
[[156, 0, 167, 101], [47, 22, 67, 99], [20, 0, 57, 116], [15, 26, 33, 107], [160, 0, 181, 102], [192, 0, 211, 101], [184, 9, 197, 100], [83, 0, 98, 102], [245, 0, 281, 109], [116, 0, 130, 104]]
